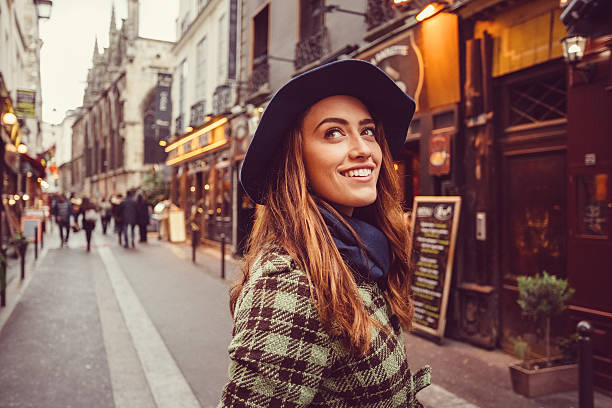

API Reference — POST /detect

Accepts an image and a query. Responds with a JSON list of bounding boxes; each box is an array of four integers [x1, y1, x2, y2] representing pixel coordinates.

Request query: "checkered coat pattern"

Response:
[[219, 248, 431, 407]]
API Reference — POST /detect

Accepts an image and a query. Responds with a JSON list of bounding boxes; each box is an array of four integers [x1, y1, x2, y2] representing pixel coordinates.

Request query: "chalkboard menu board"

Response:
[[409, 196, 461, 339]]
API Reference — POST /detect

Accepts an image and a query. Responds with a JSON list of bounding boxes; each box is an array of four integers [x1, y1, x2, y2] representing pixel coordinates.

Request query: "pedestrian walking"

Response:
[[52, 194, 74, 248], [219, 59, 430, 407], [136, 194, 149, 243], [119, 190, 138, 248], [99, 197, 112, 234], [78, 197, 97, 252], [111, 194, 124, 246]]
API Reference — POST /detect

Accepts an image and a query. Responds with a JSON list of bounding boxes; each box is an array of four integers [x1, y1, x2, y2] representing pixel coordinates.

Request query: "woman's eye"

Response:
[[324, 128, 344, 139], [361, 127, 376, 137]]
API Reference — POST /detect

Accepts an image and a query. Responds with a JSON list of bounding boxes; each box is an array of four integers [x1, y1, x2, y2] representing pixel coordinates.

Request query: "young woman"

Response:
[[219, 59, 430, 407]]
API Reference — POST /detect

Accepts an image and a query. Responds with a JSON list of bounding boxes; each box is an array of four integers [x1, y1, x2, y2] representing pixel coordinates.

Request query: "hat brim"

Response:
[[240, 59, 416, 205]]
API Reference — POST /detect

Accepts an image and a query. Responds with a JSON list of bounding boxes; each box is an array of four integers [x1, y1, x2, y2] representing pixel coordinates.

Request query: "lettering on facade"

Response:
[[410, 196, 461, 339]]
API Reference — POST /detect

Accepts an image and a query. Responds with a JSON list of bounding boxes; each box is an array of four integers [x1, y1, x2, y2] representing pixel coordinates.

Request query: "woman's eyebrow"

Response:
[[314, 117, 375, 131]]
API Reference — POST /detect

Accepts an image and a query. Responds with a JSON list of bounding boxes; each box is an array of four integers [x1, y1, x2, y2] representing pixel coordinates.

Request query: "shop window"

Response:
[[507, 71, 566, 128], [576, 173, 609, 237]]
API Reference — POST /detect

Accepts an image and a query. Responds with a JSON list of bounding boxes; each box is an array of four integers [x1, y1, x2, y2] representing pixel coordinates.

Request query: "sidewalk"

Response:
[[164, 238, 612, 408]]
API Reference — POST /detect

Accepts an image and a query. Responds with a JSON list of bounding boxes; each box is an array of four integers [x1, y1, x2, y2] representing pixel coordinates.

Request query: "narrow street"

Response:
[[1, 228, 611, 408]]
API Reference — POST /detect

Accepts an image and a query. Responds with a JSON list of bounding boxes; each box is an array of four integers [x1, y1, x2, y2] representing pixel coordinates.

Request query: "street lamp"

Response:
[[561, 34, 595, 82], [34, 0, 53, 20], [561, 35, 587, 63]]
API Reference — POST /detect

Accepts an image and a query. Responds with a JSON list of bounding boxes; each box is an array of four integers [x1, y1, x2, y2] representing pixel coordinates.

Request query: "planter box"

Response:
[[509, 361, 578, 397]]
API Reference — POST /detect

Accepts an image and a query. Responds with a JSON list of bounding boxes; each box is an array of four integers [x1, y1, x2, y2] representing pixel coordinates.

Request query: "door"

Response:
[[500, 149, 567, 350]]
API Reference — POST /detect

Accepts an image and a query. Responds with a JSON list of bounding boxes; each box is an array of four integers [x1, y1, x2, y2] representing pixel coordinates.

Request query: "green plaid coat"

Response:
[[219, 248, 431, 407]]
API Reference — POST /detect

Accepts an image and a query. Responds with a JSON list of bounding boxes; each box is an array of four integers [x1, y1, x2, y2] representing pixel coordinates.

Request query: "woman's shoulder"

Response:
[[250, 245, 303, 279]]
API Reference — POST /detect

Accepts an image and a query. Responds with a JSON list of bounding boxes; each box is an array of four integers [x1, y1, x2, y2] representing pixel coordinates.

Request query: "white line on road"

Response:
[[98, 246, 201, 408], [418, 383, 479, 408]]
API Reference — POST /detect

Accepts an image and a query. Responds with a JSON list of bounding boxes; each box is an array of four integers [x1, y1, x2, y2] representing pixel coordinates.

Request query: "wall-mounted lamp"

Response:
[[159, 140, 167, 147], [561, 34, 595, 82], [17, 144, 28, 154], [1, 112, 17, 126], [416, 2, 446, 22], [34, 0, 53, 20]]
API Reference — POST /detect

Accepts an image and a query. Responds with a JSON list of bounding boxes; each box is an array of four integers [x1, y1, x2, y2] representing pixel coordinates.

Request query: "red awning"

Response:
[[21, 153, 46, 177]]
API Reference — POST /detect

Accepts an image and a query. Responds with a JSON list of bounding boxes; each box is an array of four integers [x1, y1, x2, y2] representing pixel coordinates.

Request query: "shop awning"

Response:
[[21, 152, 46, 177]]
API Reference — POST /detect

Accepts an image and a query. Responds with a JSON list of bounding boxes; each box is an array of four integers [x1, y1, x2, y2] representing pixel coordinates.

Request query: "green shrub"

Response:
[[517, 271, 575, 367]]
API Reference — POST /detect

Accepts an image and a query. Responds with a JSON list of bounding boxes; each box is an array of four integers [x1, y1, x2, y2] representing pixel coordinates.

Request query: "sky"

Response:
[[39, 0, 179, 124]]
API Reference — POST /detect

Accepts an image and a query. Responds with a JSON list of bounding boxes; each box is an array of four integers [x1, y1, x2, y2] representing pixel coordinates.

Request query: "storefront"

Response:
[[355, 11, 461, 209], [166, 114, 232, 243]]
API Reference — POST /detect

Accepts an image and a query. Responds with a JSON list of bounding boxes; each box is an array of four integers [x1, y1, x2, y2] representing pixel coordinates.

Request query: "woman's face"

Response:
[[302, 95, 382, 217]]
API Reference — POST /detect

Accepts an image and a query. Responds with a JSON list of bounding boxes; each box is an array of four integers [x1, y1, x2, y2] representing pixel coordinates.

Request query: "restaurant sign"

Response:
[[410, 196, 461, 340]]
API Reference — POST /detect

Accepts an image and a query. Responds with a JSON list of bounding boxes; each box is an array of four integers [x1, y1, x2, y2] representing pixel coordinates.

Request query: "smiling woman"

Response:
[[219, 59, 431, 407]]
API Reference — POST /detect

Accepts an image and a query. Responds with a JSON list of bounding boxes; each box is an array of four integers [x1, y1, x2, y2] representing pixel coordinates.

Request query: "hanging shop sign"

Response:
[[155, 73, 172, 134], [16, 90, 36, 118], [356, 12, 460, 113], [428, 132, 451, 176], [409, 196, 461, 340]]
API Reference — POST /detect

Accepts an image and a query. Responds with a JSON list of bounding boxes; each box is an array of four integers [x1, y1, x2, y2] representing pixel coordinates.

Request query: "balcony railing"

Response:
[[190, 100, 206, 128], [366, 0, 418, 31], [249, 55, 270, 94], [212, 84, 234, 115], [294, 29, 328, 70], [175, 115, 183, 136]]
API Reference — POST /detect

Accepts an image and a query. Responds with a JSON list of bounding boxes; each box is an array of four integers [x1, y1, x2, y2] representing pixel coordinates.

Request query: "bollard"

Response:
[[577, 320, 594, 408], [41, 221, 44, 249], [34, 226, 38, 260], [20, 245, 26, 280], [220, 233, 226, 280], [191, 228, 198, 263], [1, 255, 5, 307]]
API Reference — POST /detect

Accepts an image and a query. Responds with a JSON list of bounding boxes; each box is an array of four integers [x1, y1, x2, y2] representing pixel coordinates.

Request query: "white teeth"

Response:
[[344, 168, 372, 177]]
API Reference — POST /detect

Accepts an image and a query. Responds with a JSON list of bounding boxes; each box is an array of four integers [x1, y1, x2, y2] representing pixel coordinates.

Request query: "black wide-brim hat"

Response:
[[240, 59, 416, 205]]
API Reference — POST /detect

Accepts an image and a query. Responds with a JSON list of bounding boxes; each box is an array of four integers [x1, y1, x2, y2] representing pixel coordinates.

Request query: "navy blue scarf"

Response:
[[317, 204, 390, 283]]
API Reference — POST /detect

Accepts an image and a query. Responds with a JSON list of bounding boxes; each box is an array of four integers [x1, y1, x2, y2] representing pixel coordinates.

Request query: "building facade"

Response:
[[70, 0, 173, 200], [166, 0, 240, 243], [0, 0, 47, 244]]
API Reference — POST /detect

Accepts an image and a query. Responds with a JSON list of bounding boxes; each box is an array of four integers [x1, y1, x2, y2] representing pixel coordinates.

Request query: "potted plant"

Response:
[[509, 271, 577, 397]]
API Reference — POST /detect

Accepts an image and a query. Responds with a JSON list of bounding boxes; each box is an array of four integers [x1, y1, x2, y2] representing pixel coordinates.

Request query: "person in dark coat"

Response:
[[78, 197, 97, 252], [136, 194, 150, 243], [120, 190, 138, 248], [99, 197, 112, 234], [111, 194, 124, 245], [52, 194, 75, 248]]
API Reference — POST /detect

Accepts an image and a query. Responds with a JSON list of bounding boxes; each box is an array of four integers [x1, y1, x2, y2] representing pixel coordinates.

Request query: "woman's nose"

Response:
[[348, 133, 372, 159]]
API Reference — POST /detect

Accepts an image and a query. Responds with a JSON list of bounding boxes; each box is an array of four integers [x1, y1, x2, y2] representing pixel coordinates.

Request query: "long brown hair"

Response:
[[230, 120, 414, 354]]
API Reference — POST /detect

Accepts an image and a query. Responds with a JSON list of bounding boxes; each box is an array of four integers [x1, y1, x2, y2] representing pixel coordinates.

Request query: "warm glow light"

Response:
[[14, 195, 20, 200], [204, 184, 210, 190], [190, 186, 196, 192], [165, 140, 228, 166], [8, 199, 15, 205], [393, 163, 400, 171], [185, 126, 194, 133], [416, 3, 443, 22], [17, 144, 28, 154], [26, 171, 32, 178], [1, 112, 17, 126], [23, 194, 30, 201], [37, 177, 42, 183], [394, 0, 410, 4], [159, 140, 167, 147], [165, 117, 228, 152], [257, 107, 264, 113], [568, 44, 581, 54]]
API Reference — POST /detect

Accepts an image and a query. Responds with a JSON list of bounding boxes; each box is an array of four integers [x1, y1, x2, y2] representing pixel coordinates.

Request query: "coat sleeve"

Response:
[[218, 266, 331, 408]]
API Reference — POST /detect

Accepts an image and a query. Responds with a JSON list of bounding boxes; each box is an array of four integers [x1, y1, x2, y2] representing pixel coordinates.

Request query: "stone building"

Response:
[[70, 0, 173, 200]]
